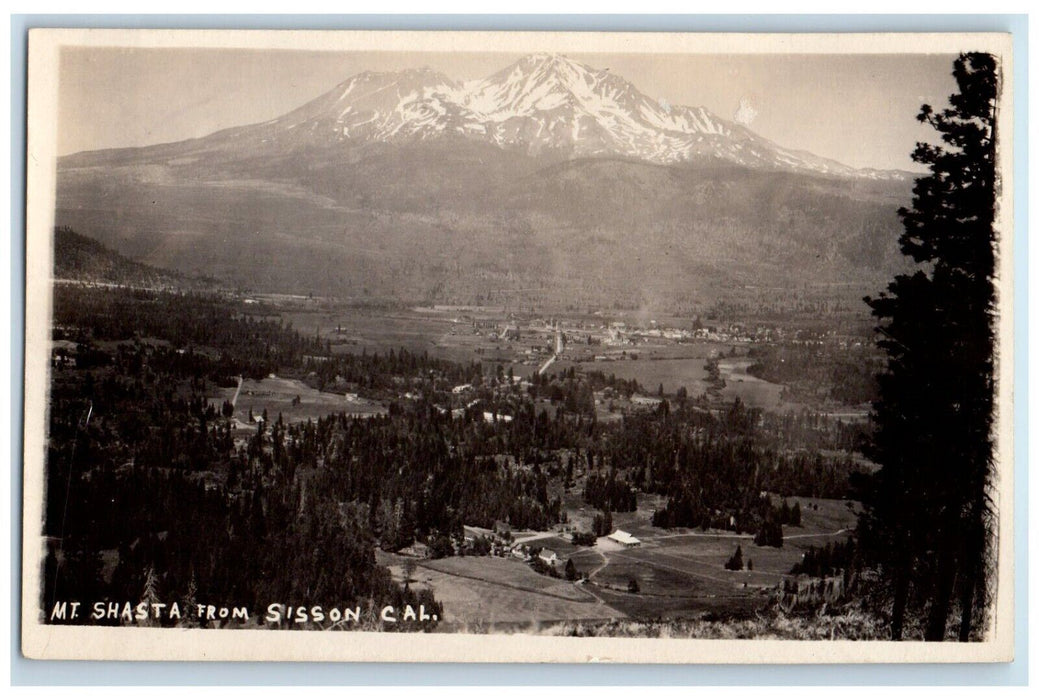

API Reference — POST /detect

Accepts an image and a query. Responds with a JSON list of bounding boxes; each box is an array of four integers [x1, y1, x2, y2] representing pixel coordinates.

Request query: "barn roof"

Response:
[[608, 529, 641, 545]]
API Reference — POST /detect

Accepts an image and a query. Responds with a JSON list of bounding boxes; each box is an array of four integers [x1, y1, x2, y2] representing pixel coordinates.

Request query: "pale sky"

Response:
[[57, 47, 959, 171]]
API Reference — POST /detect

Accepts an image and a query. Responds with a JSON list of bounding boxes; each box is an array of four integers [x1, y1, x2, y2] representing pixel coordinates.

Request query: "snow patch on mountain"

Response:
[[263, 53, 903, 181]]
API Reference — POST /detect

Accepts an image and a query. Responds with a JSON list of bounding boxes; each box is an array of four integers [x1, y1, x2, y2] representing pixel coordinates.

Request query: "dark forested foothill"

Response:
[[44, 283, 868, 630]]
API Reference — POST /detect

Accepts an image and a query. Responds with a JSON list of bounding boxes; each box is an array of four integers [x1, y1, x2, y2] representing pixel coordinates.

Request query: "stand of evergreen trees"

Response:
[[45, 283, 872, 630], [859, 53, 999, 642]]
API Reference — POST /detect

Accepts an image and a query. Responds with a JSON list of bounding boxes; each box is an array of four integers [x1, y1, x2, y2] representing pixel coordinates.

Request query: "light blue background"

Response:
[[9, 13, 1029, 686]]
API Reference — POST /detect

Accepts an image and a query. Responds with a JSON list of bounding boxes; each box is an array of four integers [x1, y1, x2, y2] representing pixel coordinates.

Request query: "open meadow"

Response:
[[559, 357, 712, 397], [210, 375, 385, 428], [717, 357, 789, 410], [271, 304, 803, 413], [377, 551, 623, 631], [371, 494, 858, 629]]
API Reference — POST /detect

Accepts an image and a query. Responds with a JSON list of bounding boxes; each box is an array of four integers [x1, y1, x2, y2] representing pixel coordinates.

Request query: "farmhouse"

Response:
[[607, 530, 641, 548], [51, 339, 78, 368], [493, 520, 512, 538], [464, 525, 493, 542], [630, 395, 662, 407], [538, 549, 559, 566], [401, 541, 429, 558]]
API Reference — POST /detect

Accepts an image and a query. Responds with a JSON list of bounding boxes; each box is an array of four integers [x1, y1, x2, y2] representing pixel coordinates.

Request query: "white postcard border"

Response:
[[21, 28, 1016, 664]]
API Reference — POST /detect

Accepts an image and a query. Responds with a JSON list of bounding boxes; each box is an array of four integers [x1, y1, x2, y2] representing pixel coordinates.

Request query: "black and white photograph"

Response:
[[21, 29, 1015, 663]]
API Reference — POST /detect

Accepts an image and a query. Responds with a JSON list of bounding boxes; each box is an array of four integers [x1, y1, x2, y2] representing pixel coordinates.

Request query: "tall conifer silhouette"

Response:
[[860, 53, 999, 641]]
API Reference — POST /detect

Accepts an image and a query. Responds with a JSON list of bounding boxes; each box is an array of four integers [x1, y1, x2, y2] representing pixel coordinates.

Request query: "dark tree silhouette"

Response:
[[724, 545, 744, 571], [860, 53, 1000, 641]]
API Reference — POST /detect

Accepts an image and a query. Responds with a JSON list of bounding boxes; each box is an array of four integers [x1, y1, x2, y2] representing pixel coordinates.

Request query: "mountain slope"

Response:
[[61, 53, 907, 182], [54, 54, 913, 310], [54, 226, 219, 291]]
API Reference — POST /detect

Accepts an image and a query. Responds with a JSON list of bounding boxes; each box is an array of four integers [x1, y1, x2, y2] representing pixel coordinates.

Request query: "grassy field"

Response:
[[717, 357, 789, 410], [384, 493, 860, 627], [287, 309, 460, 356], [560, 494, 858, 620], [588, 584, 767, 620], [517, 535, 582, 559], [792, 496, 861, 534], [554, 349, 790, 411], [211, 376, 384, 427], [564, 357, 711, 396], [567, 548, 607, 576], [377, 552, 623, 631], [276, 305, 802, 414], [282, 307, 532, 368], [559, 490, 669, 539]]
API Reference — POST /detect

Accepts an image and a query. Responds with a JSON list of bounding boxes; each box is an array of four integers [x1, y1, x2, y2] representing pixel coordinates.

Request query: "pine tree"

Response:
[[725, 545, 744, 571], [181, 573, 199, 628], [860, 53, 999, 641], [139, 566, 161, 627]]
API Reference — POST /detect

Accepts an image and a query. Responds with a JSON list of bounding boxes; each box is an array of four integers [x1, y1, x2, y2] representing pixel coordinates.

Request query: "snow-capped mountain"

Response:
[[56, 52, 911, 306], [261, 53, 901, 181]]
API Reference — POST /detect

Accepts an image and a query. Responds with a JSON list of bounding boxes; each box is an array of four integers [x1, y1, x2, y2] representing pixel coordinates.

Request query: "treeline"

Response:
[[581, 369, 643, 398], [596, 402, 858, 531], [303, 347, 482, 397], [758, 410, 870, 454], [53, 285, 324, 380], [304, 409, 565, 534], [790, 539, 856, 578], [747, 343, 882, 406], [45, 286, 872, 629], [560, 399, 859, 538], [583, 472, 637, 513], [525, 368, 596, 415], [44, 338, 439, 629], [651, 490, 799, 544]]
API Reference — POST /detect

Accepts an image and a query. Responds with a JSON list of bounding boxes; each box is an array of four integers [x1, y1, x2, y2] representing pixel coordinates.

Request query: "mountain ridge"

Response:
[[53, 226, 221, 292], [54, 53, 913, 310], [60, 53, 908, 181]]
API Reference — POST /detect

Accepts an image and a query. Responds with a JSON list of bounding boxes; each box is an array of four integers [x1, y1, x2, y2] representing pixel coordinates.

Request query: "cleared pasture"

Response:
[[717, 357, 788, 410], [283, 307, 530, 368], [519, 535, 582, 559], [567, 548, 606, 576], [378, 552, 622, 629], [560, 357, 711, 396], [212, 376, 384, 426], [786, 496, 861, 534], [594, 556, 728, 597], [590, 583, 766, 620], [554, 488, 858, 620]]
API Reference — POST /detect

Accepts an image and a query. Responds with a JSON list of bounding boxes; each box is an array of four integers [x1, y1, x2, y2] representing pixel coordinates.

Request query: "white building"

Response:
[[607, 530, 641, 548]]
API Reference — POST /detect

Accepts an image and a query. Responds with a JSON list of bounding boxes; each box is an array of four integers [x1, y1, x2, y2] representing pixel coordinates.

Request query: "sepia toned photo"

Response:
[[22, 29, 1015, 663]]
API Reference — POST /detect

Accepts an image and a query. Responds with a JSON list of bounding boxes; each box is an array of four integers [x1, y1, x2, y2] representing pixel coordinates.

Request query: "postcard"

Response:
[[22, 28, 1015, 663]]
